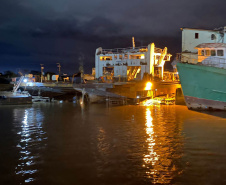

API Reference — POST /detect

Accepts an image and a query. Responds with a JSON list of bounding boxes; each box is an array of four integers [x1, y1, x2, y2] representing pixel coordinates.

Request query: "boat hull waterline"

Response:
[[0, 91, 32, 105]]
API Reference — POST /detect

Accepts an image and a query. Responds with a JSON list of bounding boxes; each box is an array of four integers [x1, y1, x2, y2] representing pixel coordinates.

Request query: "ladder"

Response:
[[13, 76, 24, 94]]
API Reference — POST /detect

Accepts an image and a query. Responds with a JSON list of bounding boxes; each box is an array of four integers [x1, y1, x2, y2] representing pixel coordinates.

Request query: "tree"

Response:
[[3, 70, 17, 78]]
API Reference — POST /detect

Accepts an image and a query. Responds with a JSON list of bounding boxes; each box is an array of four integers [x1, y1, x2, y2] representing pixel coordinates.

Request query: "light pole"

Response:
[[56, 63, 61, 82], [40, 64, 44, 83], [56, 63, 61, 75]]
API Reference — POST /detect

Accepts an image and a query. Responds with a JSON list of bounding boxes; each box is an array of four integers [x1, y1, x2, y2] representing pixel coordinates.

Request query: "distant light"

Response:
[[137, 96, 140, 99], [141, 54, 145, 59], [23, 79, 28, 83]]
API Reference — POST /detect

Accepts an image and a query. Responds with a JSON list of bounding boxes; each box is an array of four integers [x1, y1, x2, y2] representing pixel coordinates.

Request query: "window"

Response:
[[211, 50, 216, 56], [198, 50, 204, 56], [205, 50, 210, 56], [130, 55, 139, 59], [114, 55, 117, 59], [100, 56, 112, 60], [217, 50, 224, 56], [195, 33, 199, 39], [211, 34, 216, 40]]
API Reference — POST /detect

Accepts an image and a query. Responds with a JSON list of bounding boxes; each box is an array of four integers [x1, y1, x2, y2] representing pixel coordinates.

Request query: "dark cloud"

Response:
[[1, 0, 226, 73]]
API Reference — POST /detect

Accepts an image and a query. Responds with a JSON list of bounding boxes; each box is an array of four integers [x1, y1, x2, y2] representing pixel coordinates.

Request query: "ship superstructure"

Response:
[[177, 43, 226, 110], [180, 27, 226, 64], [95, 40, 171, 82]]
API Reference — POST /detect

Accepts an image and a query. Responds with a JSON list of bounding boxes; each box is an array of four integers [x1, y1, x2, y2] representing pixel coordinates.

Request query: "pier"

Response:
[[17, 80, 183, 104]]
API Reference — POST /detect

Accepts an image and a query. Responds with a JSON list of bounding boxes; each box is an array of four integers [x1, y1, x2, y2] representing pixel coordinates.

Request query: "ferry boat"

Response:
[[177, 43, 226, 110]]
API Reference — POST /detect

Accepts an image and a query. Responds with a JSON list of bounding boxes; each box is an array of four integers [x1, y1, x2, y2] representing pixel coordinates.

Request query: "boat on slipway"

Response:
[[177, 43, 226, 110], [73, 83, 126, 104], [0, 76, 32, 105]]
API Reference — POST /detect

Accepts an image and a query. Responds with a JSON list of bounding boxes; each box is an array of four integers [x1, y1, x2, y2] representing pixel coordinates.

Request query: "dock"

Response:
[[15, 80, 183, 105]]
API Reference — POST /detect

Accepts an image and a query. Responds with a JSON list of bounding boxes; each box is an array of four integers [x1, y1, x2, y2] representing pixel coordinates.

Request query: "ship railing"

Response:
[[101, 46, 148, 54], [180, 55, 226, 69], [201, 57, 226, 69]]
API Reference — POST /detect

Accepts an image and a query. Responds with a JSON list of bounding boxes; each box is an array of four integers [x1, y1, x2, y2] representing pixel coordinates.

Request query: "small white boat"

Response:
[[0, 76, 32, 105], [0, 91, 32, 105]]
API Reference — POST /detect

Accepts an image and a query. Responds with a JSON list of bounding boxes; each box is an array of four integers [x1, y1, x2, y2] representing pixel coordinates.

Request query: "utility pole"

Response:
[[56, 63, 61, 75], [40, 64, 44, 83], [78, 54, 84, 83]]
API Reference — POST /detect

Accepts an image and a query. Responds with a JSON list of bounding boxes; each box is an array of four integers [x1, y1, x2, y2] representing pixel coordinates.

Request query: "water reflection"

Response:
[[143, 108, 159, 167], [143, 106, 184, 184], [13, 107, 47, 183]]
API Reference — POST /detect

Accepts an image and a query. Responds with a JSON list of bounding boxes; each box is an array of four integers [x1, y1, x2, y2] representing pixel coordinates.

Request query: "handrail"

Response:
[[13, 76, 24, 93]]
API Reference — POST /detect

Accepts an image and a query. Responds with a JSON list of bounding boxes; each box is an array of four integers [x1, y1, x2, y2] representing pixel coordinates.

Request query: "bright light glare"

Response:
[[27, 82, 33, 86], [141, 54, 145, 59], [145, 82, 152, 90], [141, 99, 161, 106], [23, 79, 28, 83]]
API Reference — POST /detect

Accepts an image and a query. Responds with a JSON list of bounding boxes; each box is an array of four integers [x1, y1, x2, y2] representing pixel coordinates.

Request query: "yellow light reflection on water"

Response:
[[143, 107, 180, 184], [143, 108, 159, 167]]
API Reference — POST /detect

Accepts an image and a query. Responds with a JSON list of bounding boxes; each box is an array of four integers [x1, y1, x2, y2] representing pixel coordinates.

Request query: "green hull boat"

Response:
[[177, 62, 226, 110]]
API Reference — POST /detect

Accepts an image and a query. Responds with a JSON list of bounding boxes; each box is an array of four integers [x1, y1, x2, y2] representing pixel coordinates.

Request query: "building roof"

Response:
[[195, 43, 226, 49], [180, 27, 219, 32]]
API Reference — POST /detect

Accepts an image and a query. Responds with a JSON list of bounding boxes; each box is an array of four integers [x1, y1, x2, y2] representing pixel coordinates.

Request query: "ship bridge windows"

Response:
[[198, 50, 205, 56], [217, 50, 224, 56], [199, 49, 224, 57], [205, 50, 210, 56], [130, 54, 145, 59], [100, 56, 112, 61], [211, 50, 216, 56]]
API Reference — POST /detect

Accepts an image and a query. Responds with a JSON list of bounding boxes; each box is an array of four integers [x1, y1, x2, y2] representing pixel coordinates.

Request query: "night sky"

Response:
[[1, 0, 226, 74]]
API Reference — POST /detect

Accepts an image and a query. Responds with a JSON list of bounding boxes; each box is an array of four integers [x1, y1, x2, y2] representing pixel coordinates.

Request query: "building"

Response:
[[180, 27, 226, 63], [95, 41, 172, 82]]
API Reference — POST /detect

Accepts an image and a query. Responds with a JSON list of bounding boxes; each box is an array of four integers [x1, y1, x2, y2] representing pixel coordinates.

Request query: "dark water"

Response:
[[0, 103, 226, 185]]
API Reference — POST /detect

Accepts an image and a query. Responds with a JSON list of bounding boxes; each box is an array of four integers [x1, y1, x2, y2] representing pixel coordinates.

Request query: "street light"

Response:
[[40, 64, 44, 83]]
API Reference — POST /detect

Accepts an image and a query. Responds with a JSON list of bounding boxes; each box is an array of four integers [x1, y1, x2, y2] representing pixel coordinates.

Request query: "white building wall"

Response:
[[182, 29, 221, 53]]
